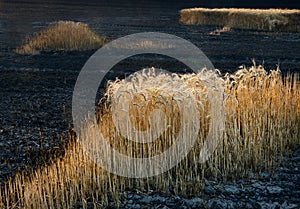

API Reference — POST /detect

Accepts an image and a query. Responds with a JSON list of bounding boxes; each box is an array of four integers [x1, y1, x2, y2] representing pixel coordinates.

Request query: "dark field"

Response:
[[0, 0, 300, 208]]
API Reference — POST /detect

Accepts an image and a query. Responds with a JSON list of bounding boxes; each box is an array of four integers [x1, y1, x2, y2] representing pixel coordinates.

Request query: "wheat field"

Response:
[[0, 66, 299, 208]]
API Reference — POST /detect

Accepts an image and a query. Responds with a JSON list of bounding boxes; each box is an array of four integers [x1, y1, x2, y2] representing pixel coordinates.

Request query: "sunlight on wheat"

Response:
[[0, 66, 299, 208], [15, 21, 106, 55]]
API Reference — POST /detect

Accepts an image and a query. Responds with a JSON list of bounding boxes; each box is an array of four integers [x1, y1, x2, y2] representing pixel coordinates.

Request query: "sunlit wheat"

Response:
[[180, 8, 300, 32], [0, 66, 299, 208], [15, 21, 106, 55]]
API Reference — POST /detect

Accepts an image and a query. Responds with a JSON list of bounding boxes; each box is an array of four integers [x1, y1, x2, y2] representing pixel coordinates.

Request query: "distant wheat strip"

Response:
[[180, 8, 300, 32]]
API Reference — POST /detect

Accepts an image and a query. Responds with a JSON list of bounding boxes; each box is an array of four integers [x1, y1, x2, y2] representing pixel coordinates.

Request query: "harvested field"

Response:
[[1, 1, 300, 208]]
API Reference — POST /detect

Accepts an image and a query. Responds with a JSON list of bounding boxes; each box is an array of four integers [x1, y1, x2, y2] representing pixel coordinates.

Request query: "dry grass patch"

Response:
[[210, 26, 231, 35], [0, 66, 299, 208], [15, 21, 106, 55], [180, 8, 300, 32]]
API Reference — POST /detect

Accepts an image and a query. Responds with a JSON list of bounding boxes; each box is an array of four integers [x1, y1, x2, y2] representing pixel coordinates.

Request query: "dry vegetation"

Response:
[[15, 21, 106, 55], [0, 66, 299, 208], [180, 8, 300, 32], [209, 26, 231, 35], [109, 40, 175, 50]]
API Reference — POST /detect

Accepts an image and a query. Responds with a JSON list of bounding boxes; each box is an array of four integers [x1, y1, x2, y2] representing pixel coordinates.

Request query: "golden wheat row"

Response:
[[0, 66, 299, 208], [180, 8, 300, 32]]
